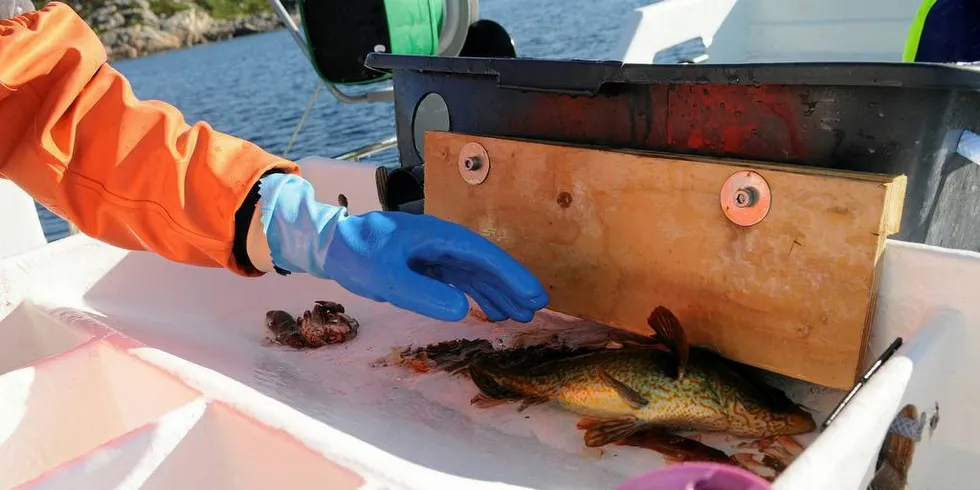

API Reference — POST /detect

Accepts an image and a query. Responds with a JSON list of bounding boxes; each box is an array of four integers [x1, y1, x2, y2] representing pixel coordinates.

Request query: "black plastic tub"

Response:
[[365, 53, 980, 252]]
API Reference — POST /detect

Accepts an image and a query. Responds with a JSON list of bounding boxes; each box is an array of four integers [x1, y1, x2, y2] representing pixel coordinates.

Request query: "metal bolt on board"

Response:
[[459, 142, 490, 185], [721, 170, 771, 226]]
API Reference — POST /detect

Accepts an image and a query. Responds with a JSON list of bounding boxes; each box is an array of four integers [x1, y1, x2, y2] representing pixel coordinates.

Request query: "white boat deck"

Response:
[[0, 233, 754, 489], [2, 0, 980, 486]]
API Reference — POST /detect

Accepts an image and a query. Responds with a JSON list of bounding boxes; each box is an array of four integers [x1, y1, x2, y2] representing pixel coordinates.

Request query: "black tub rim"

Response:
[[365, 53, 980, 96]]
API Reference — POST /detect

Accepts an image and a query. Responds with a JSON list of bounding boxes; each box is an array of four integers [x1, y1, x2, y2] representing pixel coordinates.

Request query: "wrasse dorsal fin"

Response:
[[597, 367, 649, 409], [485, 344, 603, 372], [576, 416, 646, 447], [647, 306, 690, 380]]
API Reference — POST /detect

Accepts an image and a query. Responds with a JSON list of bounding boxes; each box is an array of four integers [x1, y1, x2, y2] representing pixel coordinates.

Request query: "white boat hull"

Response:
[[1, 156, 977, 489]]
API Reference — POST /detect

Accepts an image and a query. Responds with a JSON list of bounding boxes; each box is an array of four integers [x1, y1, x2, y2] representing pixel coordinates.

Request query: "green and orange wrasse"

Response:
[[458, 307, 817, 447]]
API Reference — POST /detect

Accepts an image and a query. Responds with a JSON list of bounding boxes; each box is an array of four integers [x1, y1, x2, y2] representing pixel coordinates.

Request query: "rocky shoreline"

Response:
[[82, 0, 293, 61]]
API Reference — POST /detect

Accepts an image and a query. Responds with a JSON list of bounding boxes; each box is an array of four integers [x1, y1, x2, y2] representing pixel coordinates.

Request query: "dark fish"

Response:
[[375, 338, 497, 373], [869, 404, 919, 490], [265, 300, 359, 348], [615, 430, 734, 464]]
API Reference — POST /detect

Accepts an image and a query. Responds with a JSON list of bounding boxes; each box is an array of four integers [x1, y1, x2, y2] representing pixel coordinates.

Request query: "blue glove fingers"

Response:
[[472, 279, 536, 323], [468, 288, 508, 323], [452, 280, 508, 323], [430, 266, 508, 322], [384, 270, 470, 322], [430, 260, 535, 322], [432, 255, 547, 319], [414, 234, 549, 309]]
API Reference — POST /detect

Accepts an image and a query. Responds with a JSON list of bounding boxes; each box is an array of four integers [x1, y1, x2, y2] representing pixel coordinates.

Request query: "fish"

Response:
[[264, 300, 359, 348], [869, 462, 908, 490], [868, 404, 920, 490], [371, 338, 496, 373], [464, 306, 817, 447]]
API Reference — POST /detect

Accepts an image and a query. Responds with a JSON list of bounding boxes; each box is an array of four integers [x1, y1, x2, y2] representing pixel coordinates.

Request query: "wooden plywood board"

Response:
[[423, 131, 906, 389]]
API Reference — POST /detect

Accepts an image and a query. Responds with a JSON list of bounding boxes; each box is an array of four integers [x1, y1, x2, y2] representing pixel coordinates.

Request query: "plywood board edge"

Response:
[[852, 175, 908, 385], [881, 175, 908, 236], [427, 131, 904, 185]]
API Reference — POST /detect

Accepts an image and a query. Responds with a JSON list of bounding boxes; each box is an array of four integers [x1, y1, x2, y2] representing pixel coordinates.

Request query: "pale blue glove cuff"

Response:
[[256, 173, 345, 279]]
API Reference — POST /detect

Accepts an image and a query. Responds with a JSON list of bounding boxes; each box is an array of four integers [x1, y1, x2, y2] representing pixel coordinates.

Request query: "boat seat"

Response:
[[612, 0, 925, 64], [0, 179, 46, 261]]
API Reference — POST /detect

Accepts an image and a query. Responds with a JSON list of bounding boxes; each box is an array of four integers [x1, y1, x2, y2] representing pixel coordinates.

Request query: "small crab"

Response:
[[264, 300, 359, 348]]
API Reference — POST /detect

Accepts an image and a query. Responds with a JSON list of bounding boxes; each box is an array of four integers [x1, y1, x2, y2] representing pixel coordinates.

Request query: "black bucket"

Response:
[[366, 53, 980, 252]]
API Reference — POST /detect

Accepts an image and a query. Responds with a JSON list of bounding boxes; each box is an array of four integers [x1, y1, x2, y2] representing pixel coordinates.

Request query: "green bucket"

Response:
[[298, 0, 445, 85]]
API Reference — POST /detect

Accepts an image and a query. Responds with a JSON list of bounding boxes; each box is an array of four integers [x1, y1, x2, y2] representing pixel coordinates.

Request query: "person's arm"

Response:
[[0, 2, 549, 323], [0, 1, 296, 276]]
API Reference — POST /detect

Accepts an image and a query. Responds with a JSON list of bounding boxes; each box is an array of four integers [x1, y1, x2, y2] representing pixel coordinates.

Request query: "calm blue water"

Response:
[[36, 0, 699, 240]]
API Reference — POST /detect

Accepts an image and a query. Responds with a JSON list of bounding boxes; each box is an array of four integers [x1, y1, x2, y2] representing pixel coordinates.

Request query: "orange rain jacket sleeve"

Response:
[[0, 2, 300, 276]]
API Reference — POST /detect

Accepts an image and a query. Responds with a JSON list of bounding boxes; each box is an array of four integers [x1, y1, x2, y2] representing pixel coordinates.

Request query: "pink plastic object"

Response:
[[614, 463, 772, 490]]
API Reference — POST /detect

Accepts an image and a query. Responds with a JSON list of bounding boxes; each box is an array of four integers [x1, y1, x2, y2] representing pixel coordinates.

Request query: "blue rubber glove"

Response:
[[256, 173, 549, 322]]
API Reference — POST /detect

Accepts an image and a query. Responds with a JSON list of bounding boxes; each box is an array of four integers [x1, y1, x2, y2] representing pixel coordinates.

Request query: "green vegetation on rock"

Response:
[[75, 0, 293, 60], [76, 0, 281, 21], [191, 0, 269, 19], [147, 0, 188, 17]]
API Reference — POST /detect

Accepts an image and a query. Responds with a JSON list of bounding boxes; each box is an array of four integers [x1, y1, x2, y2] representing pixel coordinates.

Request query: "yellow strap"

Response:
[[903, 0, 940, 62]]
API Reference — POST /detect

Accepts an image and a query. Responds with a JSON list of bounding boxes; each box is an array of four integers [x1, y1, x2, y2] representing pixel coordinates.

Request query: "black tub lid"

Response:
[[365, 53, 980, 96]]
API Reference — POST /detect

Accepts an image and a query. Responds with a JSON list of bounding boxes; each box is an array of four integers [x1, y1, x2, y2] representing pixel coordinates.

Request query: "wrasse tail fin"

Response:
[[576, 416, 646, 447]]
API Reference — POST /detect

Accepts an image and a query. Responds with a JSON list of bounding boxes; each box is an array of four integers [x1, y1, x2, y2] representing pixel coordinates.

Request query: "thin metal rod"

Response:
[[282, 81, 324, 158], [332, 136, 399, 161], [820, 336, 904, 431], [323, 83, 369, 105], [266, 0, 309, 61], [265, 0, 381, 104]]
